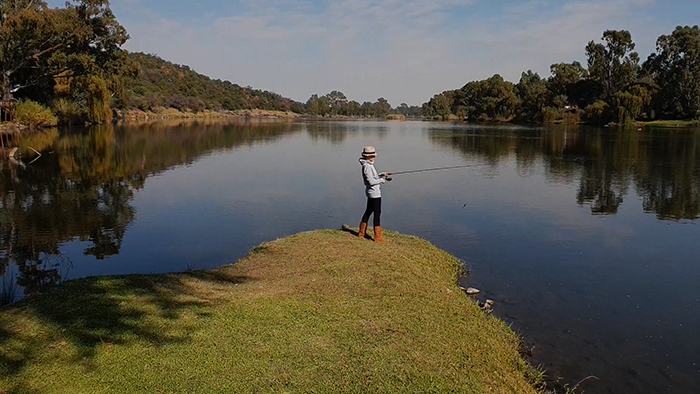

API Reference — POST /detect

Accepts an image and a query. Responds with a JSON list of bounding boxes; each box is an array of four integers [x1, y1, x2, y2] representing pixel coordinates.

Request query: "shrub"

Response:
[[52, 99, 82, 124], [16, 100, 58, 128], [583, 100, 610, 124], [542, 107, 560, 123], [562, 111, 581, 124]]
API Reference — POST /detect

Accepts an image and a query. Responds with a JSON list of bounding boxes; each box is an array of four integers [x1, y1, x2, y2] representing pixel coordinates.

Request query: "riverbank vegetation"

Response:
[[15, 100, 58, 128], [0, 229, 542, 393], [422, 27, 700, 125]]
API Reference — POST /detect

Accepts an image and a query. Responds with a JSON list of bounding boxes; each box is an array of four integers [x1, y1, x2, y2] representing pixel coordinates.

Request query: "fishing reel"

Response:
[[382, 173, 393, 182]]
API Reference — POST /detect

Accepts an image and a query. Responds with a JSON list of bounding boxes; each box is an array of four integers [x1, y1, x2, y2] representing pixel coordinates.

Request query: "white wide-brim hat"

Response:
[[362, 146, 377, 158]]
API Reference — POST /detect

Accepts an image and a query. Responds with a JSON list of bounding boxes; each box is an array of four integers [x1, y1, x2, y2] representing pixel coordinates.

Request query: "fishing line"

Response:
[[387, 163, 490, 179]]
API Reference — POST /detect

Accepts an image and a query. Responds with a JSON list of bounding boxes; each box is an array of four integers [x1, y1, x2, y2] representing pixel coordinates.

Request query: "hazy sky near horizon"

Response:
[[50, 0, 700, 105]]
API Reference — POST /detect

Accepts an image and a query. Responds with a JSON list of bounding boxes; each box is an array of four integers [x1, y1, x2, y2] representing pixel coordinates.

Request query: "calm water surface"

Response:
[[1, 120, 699, 393]]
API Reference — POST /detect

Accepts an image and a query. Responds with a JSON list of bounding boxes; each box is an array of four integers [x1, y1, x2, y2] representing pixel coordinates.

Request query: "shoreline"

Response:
[[114, 107, 301, 122], [5, 106, 698, 129], [0, 229, 543, 393]]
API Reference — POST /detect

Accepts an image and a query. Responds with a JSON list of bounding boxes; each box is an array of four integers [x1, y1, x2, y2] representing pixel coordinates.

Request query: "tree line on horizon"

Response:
[[304, 91, 422, 119], [422, 27, 700, 124]]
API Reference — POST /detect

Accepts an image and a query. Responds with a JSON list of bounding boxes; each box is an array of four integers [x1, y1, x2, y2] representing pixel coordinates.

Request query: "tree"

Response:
[[324, 90, 347, 116], [455, 75, 519, 120], [306, 94, 320, 116], [586, 30, 640, 100], [343, 100, 361, 116], [305, 94, 330, 116], [421, 102, 434, 118], [0, 0, 129, 102], [396, 103, 409, 117], [426, 91, 454, 120], [549, 61, 588, 99], [360, 101, 375, 118], [316, 95, 330, 116], [613, 91, 644, 124], [643, 25, 700, 119], [516, 70, 549, 121], [375, 97, 391, 117], [584, 100, 609, 124]]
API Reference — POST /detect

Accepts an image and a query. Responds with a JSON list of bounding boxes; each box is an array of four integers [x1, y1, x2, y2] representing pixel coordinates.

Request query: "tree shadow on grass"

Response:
[[0, 268, 252, 384]]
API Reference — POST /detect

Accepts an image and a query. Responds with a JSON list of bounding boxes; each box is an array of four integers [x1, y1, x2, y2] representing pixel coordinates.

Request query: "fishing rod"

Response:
[[384, 163, 490, 181]]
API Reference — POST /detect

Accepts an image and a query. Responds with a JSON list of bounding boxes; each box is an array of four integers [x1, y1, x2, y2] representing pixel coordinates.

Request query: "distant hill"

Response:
[[124, 53, 305, 114]]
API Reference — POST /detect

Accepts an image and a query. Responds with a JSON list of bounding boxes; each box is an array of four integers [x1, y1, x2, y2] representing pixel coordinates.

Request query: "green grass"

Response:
[[636, 119, 700, 128], [0, 230, 541, 393]]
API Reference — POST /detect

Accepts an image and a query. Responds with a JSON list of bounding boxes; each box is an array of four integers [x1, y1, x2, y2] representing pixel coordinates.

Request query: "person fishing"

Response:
[[358, 146, 391, 243]]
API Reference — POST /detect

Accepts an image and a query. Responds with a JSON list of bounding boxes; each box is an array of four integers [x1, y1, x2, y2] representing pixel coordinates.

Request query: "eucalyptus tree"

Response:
[[643, 25, 700, 119], [0, 0, 131, 121], [585, 30, 640, 101]]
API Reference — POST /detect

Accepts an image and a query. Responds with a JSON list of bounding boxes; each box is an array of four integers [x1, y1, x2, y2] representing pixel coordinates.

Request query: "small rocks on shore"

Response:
[[459, 286, 481, 295], [478, 299, 495, 312]]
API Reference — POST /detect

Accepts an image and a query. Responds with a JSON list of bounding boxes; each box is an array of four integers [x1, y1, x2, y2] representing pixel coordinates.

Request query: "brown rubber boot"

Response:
[[358, 223, 368, 239], [374, 226, 386, 243]]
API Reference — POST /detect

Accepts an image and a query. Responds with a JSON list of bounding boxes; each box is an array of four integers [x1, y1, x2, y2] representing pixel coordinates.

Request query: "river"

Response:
[[1, 120, 699, 393]]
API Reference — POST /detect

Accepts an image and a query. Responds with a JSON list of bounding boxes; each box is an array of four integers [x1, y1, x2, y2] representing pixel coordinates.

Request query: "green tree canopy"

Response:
[[644, 25, 700, 119], [0, 0, 129, 103], [427, 91, 454, 120], [586, 30, 640, 100], [515, 70, 549, 122], [549, 61, 588, 100], [375, 97, 391, 117], [455, 75, 520, 121]]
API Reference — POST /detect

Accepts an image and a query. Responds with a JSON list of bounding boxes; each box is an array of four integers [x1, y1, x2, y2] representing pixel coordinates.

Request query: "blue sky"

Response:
[[50, 0, 700, 105]]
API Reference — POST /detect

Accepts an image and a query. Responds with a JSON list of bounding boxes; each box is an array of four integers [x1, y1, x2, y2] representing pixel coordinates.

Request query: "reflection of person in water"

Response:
[[357, 146, 390, 243]]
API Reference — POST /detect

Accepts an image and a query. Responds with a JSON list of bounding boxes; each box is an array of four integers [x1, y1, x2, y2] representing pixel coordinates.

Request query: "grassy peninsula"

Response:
[[0, 230, 540, 393]]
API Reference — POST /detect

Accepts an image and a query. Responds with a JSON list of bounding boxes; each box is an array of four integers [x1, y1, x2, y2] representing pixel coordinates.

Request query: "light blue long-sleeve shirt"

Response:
[[359, 158, 384, 198]]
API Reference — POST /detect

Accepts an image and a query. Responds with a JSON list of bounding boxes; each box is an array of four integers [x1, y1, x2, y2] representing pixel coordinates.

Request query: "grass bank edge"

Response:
[[635, 119, 700, 128], [0, 229, 546, 393]]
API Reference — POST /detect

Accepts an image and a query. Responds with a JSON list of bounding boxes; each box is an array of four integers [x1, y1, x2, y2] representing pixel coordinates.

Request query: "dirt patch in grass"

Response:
[[0, 229, 542, 393]]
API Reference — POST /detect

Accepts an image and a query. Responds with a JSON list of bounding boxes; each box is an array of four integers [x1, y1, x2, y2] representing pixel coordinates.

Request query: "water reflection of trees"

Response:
[[429, 126, 700, 220], [305, 122, 389, 145], [0, 120, 297, 302]]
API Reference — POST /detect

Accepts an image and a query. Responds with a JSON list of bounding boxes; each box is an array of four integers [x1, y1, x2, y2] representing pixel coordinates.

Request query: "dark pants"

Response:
[[361, 197, 382, 227]]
